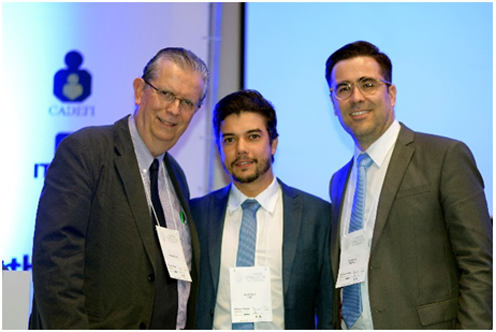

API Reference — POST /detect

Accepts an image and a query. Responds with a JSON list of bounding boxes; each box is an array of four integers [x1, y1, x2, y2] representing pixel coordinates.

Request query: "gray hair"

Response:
[[142, 47, 209, 104]]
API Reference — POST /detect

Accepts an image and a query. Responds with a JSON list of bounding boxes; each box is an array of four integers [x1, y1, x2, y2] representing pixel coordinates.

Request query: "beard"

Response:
[[228, 155, 272, 184]]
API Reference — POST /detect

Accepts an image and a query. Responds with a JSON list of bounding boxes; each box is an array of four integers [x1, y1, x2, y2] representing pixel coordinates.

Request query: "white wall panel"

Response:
[[2, 2, 210, 277]]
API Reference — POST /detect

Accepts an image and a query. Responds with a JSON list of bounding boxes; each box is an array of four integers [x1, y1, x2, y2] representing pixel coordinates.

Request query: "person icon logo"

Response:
[[53, 50, 92, 102], [63, 73, 83, 100]]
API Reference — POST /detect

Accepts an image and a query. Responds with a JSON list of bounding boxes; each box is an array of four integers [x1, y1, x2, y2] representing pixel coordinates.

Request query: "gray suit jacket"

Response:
[[330, 123, 492, 329], [30, 115, 200, 329], [191, 179, 333, 329]]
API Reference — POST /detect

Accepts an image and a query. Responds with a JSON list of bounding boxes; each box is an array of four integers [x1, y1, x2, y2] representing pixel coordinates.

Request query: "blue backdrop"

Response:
[[245, 2, 493, 216]]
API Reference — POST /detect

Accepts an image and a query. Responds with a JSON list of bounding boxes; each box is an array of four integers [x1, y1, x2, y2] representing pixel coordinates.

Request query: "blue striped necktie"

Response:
[[342, 153, 373, 329], [232, 199, 261, 330]]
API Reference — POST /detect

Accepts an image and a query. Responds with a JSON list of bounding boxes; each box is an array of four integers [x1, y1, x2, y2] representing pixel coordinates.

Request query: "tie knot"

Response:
[[150, 159, 159, 172], [357, 153, 373, 170], [241, 199, 261, 213]]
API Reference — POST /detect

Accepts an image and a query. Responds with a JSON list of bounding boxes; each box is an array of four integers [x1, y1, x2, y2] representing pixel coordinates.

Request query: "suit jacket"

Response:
[[191, 179, 333, 329], [330, 123, 492, 329], [30, 115, 200, 329]]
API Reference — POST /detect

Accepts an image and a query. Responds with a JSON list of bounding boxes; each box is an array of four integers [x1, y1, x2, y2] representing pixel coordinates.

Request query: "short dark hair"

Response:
[[325, 41, 392, 86], [142, 47, 209, 104], [213, 89, 279, 151]]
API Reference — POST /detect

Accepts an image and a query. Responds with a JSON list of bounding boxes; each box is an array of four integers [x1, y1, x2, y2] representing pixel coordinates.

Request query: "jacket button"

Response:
[[139, 322, 146, 329], [147, 274, 155, 282]]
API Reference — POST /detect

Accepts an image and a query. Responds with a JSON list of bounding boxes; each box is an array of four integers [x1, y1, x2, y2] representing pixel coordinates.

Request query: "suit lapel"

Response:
[[210, 186, 230, 295], [164, 154, 200, 277], [279, 180, 301, 297], [113, 117, 157, 269], [371, 124, 415, 253], [330, 161, 352, 276]]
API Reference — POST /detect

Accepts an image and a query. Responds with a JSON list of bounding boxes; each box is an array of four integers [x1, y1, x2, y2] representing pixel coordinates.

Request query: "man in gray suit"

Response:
[[30, 47, 208, 329], [325, 40, 492, 329], [191, 90, 333, 329]]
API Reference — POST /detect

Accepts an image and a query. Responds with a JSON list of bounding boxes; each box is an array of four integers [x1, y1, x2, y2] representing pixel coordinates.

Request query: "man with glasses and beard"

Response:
[[191, 89, 333, 329]]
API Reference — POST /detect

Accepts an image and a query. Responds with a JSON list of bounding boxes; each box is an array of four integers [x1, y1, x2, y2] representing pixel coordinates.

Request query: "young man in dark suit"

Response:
[[191, 90, 333, 329]]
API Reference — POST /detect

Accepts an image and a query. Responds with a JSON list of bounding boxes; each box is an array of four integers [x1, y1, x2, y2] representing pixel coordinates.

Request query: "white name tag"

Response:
[[155, 226, 192, 282], [335, 228, 369, 288], [229, 266, 273, 323]]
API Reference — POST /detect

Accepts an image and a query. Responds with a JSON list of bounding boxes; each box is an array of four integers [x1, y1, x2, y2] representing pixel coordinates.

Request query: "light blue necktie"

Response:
[[232, 199, 261, 330], [342, 153, 373, 329]]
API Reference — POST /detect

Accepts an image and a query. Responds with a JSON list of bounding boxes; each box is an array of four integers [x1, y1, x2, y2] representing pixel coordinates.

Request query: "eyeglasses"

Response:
[[144, 80, 199, 112], [330, 77, 392, 100]]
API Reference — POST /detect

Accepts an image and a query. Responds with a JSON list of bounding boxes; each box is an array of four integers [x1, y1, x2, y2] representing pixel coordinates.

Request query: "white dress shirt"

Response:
[[213, 177, 285, 330], [339, 120, 401, 330]]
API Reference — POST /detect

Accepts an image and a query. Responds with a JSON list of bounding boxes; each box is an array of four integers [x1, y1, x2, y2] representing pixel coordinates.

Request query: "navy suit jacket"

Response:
[[330, 123, 492, 329], [30, 115, 200, 329], [191, 179, 333, 329]]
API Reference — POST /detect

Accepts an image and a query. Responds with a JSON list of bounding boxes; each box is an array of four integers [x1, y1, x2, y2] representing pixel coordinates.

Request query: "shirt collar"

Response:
[[354, 119, 400, 168], [129, 114, 165, 171], [228, 176, 279, 215]]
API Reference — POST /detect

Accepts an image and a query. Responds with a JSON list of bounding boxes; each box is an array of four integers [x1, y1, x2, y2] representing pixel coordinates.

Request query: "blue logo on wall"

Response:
[[54, 50, 92, 102]]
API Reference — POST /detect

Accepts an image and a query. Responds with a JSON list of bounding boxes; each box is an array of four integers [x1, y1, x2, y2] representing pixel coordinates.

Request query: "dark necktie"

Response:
[[148, 158, 178, 329], [150, 159, 166, 228]]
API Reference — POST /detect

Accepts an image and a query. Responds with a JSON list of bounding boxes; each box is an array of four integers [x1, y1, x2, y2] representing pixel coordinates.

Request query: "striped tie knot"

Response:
[[357, 153, 373, 172], [241, 199, 261, 214]]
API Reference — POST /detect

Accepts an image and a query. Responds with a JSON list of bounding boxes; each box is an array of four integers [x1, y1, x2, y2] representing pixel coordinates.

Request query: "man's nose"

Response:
[[166, 99, 181, 115], [349, 84, 366, 102], [235, 139, 248, 155]]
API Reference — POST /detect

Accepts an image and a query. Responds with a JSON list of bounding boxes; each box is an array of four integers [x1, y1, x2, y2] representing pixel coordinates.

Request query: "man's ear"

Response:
[[388, 84, 397, 108], [271, 137, 278, 156], [330, 95, 339, 116], [133, 78, 145, 105]]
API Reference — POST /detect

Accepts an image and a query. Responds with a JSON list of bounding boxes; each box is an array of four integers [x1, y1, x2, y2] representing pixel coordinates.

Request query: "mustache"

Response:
[[350, 100, 372, 111], [231, 156, 257, 168], [350, 105, 367, 111]]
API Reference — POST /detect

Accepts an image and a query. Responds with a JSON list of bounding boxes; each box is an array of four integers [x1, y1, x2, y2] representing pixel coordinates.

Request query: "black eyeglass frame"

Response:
[[144, 79, 201, 111]]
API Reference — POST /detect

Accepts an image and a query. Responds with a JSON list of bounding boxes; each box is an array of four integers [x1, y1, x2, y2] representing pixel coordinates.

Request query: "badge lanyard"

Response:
[[140, 164, 192, 282], [335, 189, 380, 289]]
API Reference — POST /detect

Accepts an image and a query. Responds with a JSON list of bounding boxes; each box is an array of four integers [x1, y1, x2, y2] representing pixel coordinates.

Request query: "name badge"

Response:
[[229, 266, 273, 323], [335, 228, 369, 288], [156, 226, 192, 282]]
